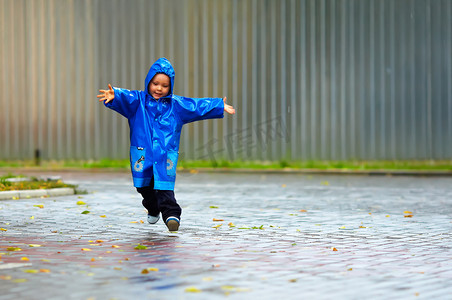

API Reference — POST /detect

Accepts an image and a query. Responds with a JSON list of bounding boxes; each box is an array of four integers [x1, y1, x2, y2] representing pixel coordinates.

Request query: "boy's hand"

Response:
[[97, 84, 115, 104], [223, 97, 236, 115]]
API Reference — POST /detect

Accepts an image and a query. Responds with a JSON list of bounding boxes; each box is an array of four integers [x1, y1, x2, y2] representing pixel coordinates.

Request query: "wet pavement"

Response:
[[1, 171, 452, 300]]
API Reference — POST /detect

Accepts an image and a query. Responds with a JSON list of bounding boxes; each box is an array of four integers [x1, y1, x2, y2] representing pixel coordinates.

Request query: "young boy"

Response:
[[97, 57, 235, 231]]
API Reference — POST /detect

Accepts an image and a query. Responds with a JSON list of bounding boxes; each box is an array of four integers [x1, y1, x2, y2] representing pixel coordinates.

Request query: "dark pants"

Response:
[[136, 177, 181, 222]]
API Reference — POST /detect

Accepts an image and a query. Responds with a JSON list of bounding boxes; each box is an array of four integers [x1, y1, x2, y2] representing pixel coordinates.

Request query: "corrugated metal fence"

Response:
[[1, 0, 451, 161]]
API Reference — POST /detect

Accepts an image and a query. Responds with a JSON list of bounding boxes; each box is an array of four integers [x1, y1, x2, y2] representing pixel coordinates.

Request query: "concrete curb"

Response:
[[0, 187, 75, 200]]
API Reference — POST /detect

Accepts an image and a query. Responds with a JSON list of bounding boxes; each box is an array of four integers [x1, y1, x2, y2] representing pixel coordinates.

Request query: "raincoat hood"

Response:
[[144, 57, 175, 97]]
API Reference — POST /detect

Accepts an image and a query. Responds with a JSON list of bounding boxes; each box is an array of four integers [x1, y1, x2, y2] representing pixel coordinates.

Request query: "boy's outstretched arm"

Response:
[[223, 97, 236, 115], [97, 84, 115, 104]]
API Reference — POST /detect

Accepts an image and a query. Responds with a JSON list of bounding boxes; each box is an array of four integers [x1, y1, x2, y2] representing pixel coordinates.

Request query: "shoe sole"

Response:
[[166, 220, 179, 231]]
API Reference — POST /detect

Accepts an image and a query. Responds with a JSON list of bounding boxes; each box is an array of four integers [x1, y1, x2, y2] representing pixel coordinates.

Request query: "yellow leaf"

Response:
[[100, 215, 107, 218], [339, 226, 346, 229], [6, 247, 21, 251], [0, 275, 12, 280], [386, 215, 390, 217], [76, 201, 86, 205], [39, 269, 50, 273], [29, 244, 41, 247], [404, 211, 413, 214], [21, 257, 29, 261], [34, 205, 44, 209], [359, 226, 366, 228], [347, 268, 353, 271], [129, 221, 138, 223], [91, 258, 96, 262], [114, 267, 122, 270], [30, 216, 35, 220], [81, 248, 92, 251], [185, 287, 201, 293], [228, 222, 235, 227], [111, 245, 120, 248], [299, 209, 307, 212], [0, 228, 7, 231], [41, 259, 50, 262], [23, 269, 39, 273], [213, 218, 224, 221], [12, 278, 27, 283], [212, 224, 222, 229], [106, 251, 112, 254]]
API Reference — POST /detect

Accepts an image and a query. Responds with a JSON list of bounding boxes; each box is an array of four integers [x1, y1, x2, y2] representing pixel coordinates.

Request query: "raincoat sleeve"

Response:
[[175, 96, 224, 124], [104, 87, 141, 119]]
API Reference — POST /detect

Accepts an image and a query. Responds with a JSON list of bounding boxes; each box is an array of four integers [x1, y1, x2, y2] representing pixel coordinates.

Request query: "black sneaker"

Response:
[[166, 216, 180, 231]]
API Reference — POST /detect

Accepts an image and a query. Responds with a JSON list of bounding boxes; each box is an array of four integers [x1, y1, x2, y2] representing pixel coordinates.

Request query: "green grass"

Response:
[[0, 174, 76, 192], [0, 159, 451, 171]]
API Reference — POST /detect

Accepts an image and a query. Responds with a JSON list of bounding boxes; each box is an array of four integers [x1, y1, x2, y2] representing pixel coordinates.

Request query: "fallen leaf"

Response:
[[81, 248, 92, 251], [404, 211, 413, 214], [129, 221, 138, 223], [81, 211, 90, 214], [339, 226, 346, 229], [33, 205, 44, 209], [209, 206, 219, 209], [40, 269, 50, 273], [347, 268, 353, 271], [139, 220, 144, 223], [359, 226, 367, 228], [141, 268, 158, 274], [185, 287, 201, 293], [289, 279, 297, 282], [76, 201, 86, 205], [12, 278, 27, 283], [91, 258, 96, 262], [114, 267, 122, 270], [134, 244, 147, 250], [6, 247, 22, 251], [299, 209, 307, 212], [228, 222, 235, 227], [321, 181, 329, 186], [0, 275, 12, 280], [100, 215, 107, 218], [404, 215, 413, 218], [29, 244, 41, 247], [96, 240, 104, 243], [0, 228, 6, 231], [213, 218, 224, 222], [281, 184, 287, 188], [23, 269, 39, 273], [386, 215, 390, 217], [30, 216, 35, 220], [21, 257, 29, 261], [212, 224, 222, 229], [111, 245, 120, 248], [332, 247, 338, 251]]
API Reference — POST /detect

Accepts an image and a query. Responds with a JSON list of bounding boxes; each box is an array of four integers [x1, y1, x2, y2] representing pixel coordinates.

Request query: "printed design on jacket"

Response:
[[166, 151, 178, 176], [134, 155, 145, 172]]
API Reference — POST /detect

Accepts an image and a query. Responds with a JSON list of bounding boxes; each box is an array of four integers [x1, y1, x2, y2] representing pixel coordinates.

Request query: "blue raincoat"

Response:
[[104, 58, 224, 190]]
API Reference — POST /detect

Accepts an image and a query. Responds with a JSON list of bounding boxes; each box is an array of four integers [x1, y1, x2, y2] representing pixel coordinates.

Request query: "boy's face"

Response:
[[148, 73, 170, 100]]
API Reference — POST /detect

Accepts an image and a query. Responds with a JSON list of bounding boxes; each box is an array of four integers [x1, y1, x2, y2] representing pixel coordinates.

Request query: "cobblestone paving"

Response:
[[1, 171, 452, 300]]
